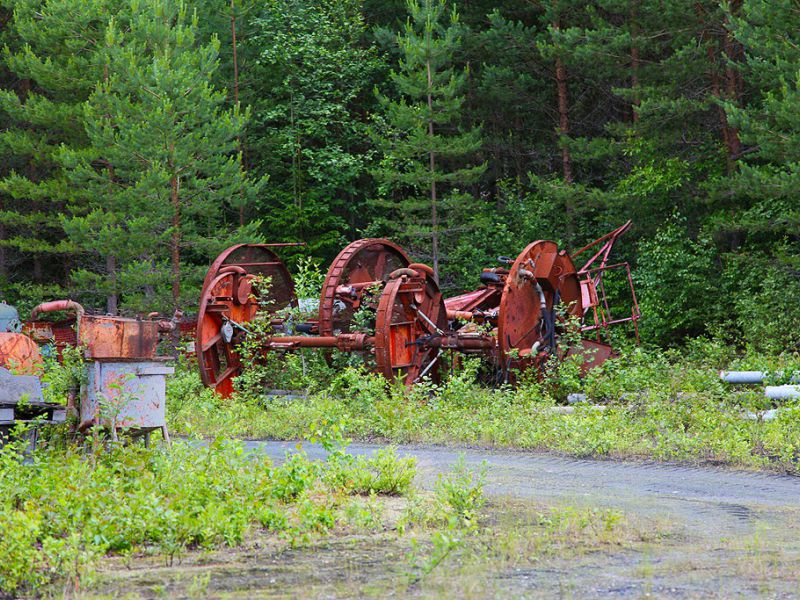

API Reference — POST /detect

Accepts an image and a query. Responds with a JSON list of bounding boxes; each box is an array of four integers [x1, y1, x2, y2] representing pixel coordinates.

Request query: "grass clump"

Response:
[[0, 434, 417, 597]]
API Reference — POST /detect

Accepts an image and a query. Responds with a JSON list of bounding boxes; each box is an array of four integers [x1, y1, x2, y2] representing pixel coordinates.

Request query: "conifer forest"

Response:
[[5, 2, 800, 597], [1, 0, 799, 352]]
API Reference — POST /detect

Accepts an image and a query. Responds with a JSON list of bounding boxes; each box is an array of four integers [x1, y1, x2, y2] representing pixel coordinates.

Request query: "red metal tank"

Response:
[[28, 300, 161, 360]]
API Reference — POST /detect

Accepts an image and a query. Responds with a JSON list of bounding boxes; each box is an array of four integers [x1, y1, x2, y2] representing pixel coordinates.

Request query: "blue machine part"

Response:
[[0, 303, 21, 333]]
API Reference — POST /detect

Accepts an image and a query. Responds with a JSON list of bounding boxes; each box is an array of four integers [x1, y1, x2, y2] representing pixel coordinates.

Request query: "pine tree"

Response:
[[372, 0, 485, 283], [61, 0, 264, 313], [617, 0, 741, 182], [0, 0, 123, 306], [0, 1, 17, 287], [477, 2, 625, 251], [715, 0, 800, 351], [193, 0, 260, 227]]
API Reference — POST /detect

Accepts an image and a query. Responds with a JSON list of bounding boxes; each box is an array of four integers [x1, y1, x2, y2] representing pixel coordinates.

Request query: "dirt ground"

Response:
[[88, 442, 800, 599]]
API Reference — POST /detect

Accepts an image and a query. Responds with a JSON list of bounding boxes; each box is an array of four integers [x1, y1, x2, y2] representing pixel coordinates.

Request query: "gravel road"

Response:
[[245, 440, 800, 598]]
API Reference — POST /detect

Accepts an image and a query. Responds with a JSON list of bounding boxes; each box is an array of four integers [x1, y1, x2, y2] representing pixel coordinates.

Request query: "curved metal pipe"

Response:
[[407, 263, 435, 277], [30, 300, 85, 322], [30, 300, 85, 342]]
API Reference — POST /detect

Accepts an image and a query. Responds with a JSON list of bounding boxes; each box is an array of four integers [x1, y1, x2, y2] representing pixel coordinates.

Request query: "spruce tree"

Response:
[[371, 0, 485, 284], [61, 0, 264, 313]]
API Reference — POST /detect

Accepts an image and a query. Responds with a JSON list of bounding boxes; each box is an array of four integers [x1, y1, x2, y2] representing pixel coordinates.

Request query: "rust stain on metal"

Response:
[[0, 333, 43, 375], [80, 316, 159, 359], [27, 300, 174, 439]]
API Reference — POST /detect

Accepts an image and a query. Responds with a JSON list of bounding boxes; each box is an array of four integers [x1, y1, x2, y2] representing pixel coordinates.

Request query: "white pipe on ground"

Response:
[[764, 385, 800, 400], [720, 371, 799, 384]]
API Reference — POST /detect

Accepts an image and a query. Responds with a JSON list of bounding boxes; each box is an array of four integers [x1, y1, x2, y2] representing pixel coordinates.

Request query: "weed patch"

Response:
[[0, 435, 417, 596], [167, 343, 800, 473]]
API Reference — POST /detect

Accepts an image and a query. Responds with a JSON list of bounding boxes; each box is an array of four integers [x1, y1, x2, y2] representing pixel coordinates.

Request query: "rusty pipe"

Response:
[[219, 265, 247, 275], [147, 311, 179, 332], [335, 285, 359, 299], [264, 333, 374, 352], [407, 263, 435, 277], [156, 320, 176, 332], [30, 300, 85, 321], [447, 309, 476, 321], [31, 300, 85, 345], [335, 280, 383, 294], [423, 333, 496, 352], [389, 267, 422, 280]]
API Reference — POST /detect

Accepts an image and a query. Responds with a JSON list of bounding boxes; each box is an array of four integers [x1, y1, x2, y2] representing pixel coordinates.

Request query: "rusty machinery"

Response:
[[196, 224, 640, 397], [0, 302, 67, 449], [26, 301, 176, 442]]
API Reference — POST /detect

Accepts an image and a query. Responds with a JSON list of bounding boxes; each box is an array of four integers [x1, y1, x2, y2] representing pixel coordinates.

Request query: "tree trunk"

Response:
[[722, 0, 742, 167], [553, 16, 576, 248], [230, 0, 246, 227], [230, 0, 239, 108], [698, 3, 740, 174], [170, 173, 181, 311], [706, 43, 738, 174], [426, 58, 440, 284], [630, 2, 640, 123], [144, 257, 156, 301], [106, 254, 118, 315], [555, 54, 573, 184], [105, 160, 117, 315]]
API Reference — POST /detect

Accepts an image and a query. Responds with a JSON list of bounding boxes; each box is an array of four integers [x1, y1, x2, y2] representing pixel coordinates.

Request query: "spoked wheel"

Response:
[[196, 244, 297, 397], [374, 264, 448, 387], [319, 238, 410, 336], [497, 240, 582, 379]]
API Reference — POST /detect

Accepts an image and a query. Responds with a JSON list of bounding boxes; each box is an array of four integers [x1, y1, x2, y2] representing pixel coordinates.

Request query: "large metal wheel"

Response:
[[319, 238, 410, 336], [497, 240, 582, 377], [196, 244, 296, 397], [374, 265, 448, 386]]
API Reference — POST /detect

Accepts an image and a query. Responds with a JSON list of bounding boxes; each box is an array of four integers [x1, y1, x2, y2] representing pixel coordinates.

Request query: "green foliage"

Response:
[[0, 435, 417, 596], [59, 0, 264, 312], [404, 456, 486, 580], [1, 0, 799, 347], [0, 0, 123, 303], [249, 0, 383, 256], [322, 446, 418, 497], [725, 254, 800, 354], [433, 455, 486, 524], [292, 256, 326, 300], [40, 345, 84, 405], [178, 342, 800, 474], [635, 219, 721, 344]]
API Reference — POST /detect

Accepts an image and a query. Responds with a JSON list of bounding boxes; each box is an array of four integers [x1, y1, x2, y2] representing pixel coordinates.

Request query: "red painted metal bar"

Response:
[[572, 220, 632, 275]]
